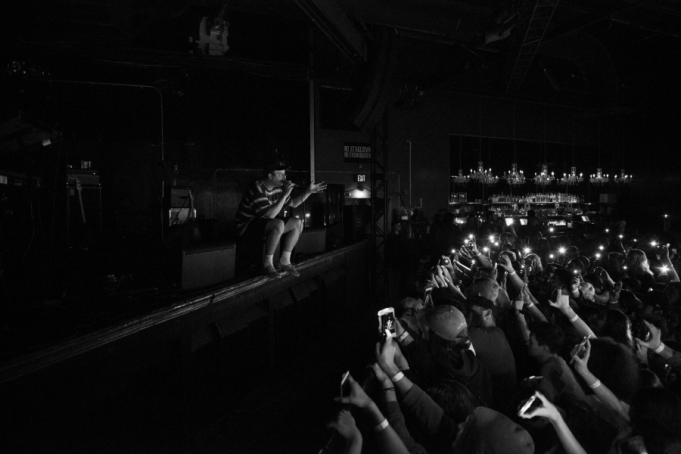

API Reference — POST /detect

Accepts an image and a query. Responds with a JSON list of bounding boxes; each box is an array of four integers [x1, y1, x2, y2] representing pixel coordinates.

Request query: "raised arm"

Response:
[[571, 339, 629, 422], [549, 292, 596, 339], [498, 255, 525, 292], [336, 373, 410, 454], [288, 180, 327, 208], [520, 392, 587, 454]]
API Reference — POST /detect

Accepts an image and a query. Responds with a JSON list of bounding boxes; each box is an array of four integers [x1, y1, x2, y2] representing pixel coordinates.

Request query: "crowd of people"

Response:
[[327, 211, 681, 454]]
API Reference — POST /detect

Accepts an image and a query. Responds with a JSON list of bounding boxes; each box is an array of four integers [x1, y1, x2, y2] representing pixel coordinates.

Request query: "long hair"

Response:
[[626, 249, 653, 277]]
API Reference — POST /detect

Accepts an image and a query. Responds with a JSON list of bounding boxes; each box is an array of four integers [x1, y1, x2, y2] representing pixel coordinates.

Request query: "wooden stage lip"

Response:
[[0, 241, 370, 385]]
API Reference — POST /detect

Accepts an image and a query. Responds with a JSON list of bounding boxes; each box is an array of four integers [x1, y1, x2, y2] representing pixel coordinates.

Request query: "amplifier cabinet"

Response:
[[181, 242, 235, 290], [295, 228, 326, 255]]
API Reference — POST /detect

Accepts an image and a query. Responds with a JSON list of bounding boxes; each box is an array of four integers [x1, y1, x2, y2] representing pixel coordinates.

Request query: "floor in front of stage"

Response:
[[1, 243, 377, 454]]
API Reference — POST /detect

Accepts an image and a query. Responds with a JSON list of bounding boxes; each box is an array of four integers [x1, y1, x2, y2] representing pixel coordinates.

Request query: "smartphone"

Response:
[[377, 308, 397, 339], [518, 393, 541, 417], [634, 319, 651, 342], [340, 371, 350, 399], [423, 287, 433, 307], [575, 336, 588, 356]]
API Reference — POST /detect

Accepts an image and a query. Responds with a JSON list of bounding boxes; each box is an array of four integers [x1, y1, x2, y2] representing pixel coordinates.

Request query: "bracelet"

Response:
[[654, 343, 666, 354], [382, 387, 396, 392], [588, 379, 601, 389], [390, 371, 405, 383], [569, 313, 579, 323], [374, 418, 389, 432], [526, 302, 535, 308], [396, 331, 409, 343], [509, 270, 517, 276]]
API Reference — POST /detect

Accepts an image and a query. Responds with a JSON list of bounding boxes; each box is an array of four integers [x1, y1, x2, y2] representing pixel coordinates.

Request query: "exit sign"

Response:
[[356, 174, 366, 182]]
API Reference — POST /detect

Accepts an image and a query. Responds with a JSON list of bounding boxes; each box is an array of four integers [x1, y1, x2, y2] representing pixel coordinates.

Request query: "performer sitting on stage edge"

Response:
[[235, 160, 326, 278]]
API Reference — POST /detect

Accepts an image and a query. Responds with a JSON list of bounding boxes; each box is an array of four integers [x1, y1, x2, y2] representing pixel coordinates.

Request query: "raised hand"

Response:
[[327, 409, 361, 441], [519, 392, 561, 422], [570, 338, 591, 374], [498, 254, 514, 273], [371, 363, 392, 388], [635, 320, 662, 351], [375, 334, 400, 377], [309, 180, 327, 193], [335, 373, 374, 409], [549, 292, 571, 314]]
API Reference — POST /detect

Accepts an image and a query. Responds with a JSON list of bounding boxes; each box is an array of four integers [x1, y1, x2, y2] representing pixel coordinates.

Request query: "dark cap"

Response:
[[262, 160, 290, 176]]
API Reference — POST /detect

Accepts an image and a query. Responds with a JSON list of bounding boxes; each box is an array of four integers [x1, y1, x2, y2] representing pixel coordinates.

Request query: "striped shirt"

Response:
[[235, 179, 290, 235]]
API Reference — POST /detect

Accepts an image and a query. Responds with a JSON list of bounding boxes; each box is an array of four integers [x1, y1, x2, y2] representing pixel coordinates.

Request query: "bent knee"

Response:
[[268, 218, 285, 233]]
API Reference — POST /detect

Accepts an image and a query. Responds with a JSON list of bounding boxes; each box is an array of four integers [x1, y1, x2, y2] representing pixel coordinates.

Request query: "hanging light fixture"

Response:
[[613, 120, 632, 184], [613, 169, 632, 184], [560, 115, 583, 186], [534, 105, 555, 187], [505, 105, 525, 186], [481, 138, 499, 186], [469, 99, 498, 185], [590, 120, 609, 186], [452, 135, 469, 185]]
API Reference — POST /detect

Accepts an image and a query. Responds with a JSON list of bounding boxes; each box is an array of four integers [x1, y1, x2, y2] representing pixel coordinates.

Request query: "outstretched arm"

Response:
[[289, 180, 327, 208], [549, 292, 596, 339], [336, 373, 409, 454], [571, 339, 629, 422], [520, 392, 587, 454]]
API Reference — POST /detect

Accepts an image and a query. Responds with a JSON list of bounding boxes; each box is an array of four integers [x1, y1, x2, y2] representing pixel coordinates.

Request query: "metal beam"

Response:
[[294, 0, 366, 63]]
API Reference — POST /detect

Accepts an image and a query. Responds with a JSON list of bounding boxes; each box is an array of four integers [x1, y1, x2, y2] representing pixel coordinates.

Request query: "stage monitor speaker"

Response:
[[296, 228, 325, 255], [66, 181, 102, 249], [181, 242, 235, 290]]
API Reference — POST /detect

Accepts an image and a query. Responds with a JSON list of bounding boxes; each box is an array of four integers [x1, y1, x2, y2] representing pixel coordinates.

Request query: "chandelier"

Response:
[[452, 168, 469, 185], [534, 164, 555, 186], [590, 168, 609, 186], [452, 136, 468, 185], [559, 166, 583, 186], [504, 163, 526, 185], [613, 169, 632, 184], [470, 161, 498, 186], [505, 106, 525, 186], [534, 107, 554, 187]]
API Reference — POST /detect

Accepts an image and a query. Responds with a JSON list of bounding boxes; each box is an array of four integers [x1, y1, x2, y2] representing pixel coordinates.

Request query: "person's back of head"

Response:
[[451, 407, 534, 454], [428, 378, 481, 423], [630, 387, 681, 454], [528, 321, 564, 354], [588, 337, 641, 404], [599, 309, 633, 348]]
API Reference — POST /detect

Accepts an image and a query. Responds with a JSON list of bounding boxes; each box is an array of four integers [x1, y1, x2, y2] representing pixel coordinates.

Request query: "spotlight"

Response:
[[494, 242, 499, 247], [451, 249, 456, 254], [595, 253, 601, 259], [549, 227, 554, 233], [469, 234, 474, 240], [619, 235, 623, 239], [651, 241, 658, 247], [605, 229, 609, 233], [549, 254, 554, 259], [483, 246, 489, 252], [623, 266, 628, 270], [599, 245, 604, 251], [523, 247, 530, 254], [661, 265, 670, 273], [489, 235, 495, 242], [558, 247, 566, 254]]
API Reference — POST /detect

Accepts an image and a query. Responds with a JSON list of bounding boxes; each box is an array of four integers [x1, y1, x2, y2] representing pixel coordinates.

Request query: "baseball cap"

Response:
[[262, 160, 290, 176], [427, 305, 467, 341]]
